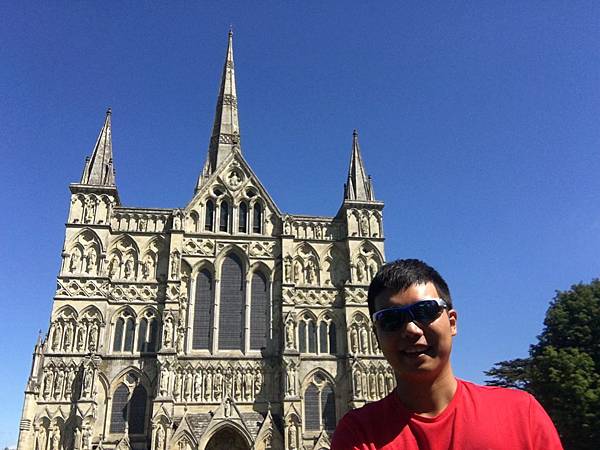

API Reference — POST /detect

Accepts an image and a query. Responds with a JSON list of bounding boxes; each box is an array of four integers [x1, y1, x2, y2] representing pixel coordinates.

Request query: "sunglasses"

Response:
[[372, 299, 449, 332]]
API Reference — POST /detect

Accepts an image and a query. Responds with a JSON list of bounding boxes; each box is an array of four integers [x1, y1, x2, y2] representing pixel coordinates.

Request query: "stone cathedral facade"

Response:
[[17, 33, 390, 450]]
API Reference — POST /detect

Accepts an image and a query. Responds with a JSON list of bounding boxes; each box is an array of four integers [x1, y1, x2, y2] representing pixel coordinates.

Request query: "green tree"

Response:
[[485, 280, 600, 450]]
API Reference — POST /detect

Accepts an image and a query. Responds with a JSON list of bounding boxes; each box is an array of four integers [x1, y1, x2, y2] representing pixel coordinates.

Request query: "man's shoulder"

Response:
[[458, 379, 533, 408]]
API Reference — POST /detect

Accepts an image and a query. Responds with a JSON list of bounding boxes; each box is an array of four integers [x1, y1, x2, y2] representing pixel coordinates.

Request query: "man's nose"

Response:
[[402, 320, 425, 338]]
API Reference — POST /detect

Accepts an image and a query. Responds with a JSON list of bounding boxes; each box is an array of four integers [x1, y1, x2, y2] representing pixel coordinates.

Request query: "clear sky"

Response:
[[1, 1, 599, 447]]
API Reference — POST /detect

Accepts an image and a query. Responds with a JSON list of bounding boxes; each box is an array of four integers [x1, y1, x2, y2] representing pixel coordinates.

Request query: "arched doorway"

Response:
[[205, 427, 250, 450]]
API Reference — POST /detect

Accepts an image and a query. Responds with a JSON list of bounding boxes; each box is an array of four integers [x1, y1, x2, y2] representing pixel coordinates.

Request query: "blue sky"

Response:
[[1, 1, 599, 446]]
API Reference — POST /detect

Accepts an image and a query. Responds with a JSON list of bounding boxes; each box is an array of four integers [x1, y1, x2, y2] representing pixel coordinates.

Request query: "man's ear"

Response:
[[448, 309, 458, 337]]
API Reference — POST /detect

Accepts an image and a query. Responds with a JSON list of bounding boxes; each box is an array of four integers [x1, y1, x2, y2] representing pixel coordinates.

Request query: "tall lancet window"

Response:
[[205, 200, 215, 232], [218, 254, 244, 350], [250, 271, 270, 350], [192, 269, 213, 350], [238, 202, 248, 233], [220, 201, 229, 232], [253, 203, 262, 234]]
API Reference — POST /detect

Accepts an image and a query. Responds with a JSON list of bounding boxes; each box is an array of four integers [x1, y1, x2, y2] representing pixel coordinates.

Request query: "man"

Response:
[[332, 259, 562, 450]]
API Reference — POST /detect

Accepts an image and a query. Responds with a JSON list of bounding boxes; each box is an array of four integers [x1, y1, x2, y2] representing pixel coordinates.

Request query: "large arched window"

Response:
[[218, 254, 244, 350], [113, 311, 136, 353], [137, 319, 148, 352], [250, 271, 269, 350], [238, 202, 248, 233], [304, 383, 320, 431], [205, 200, 214, 231], [128, 384, 148, 434], [193, 269, 214, 350], [298, 314, 317, 354], [318, 318, 337, 355], [219, 201, 229, 232], [109, 383, 129, 433], [113, 318, 124, 352], [109, 382, 148, 435], [136, 313, 159, 353], [304, 375, 336, 432], [123, 317, 135, 352], [252, 203, 262, 234]]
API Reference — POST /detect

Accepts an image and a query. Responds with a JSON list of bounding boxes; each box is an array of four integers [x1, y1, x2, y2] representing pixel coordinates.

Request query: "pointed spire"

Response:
[[344, 129, 374, 201], [197, 30, 241, 189], [81, 108, 116, 186]]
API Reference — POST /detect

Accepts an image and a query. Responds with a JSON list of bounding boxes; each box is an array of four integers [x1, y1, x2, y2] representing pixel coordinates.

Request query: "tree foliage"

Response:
[[485, 280, 600, 450]]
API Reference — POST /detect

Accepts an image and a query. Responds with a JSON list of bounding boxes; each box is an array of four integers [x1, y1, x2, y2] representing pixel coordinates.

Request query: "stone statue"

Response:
[[63, 324, 73, 351], [224, 398, 232, 417], [306, 260, 316, 285], [124, 258, 134, 279], [51, 428, 60, 450], [69, 250, 81, 273], [176, 327, 185, 353], [254, 369, 262, 395], [170, 253, 180, 279], [108, 256, 118, 278], [293, 261, 301, 284], [156, 427, 165, 450], [385, 371, 395, 393], [43, 370, 53, 398], [85, 248, 97, 274], [284, 258, 292, 283], [285, 321, 295, 349], [288, 426, 297, 450], [82, 364, 93, 397], [76, 327, 85, 351], [286, 364, 296, 396], [350, 327, 359, 353], [173, 372, 181, 400], [359, 326, 369, 354], [163, 318, 173, 348], [88, 323, 98, 351], [359, 213, 369, 236], [159, 366, 169, 396], [377, 371, 385, 397], [51, 324, 61, 350], [204, 371, 213, 401], [193, 372, 201, 400], [353, 367, 362, 397], [214, 369, 223, 400]]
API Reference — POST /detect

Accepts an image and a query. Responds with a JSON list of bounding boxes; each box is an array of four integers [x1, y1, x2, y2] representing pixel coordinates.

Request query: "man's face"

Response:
[[373, 282, 457, 383]]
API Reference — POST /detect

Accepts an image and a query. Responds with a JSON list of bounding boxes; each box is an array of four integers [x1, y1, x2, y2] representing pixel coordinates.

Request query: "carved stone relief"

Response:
[[183, 238, 215, 256], [158, 360, 268, 404], [282, 288, 337, 306], [351, 361, 394, 401]]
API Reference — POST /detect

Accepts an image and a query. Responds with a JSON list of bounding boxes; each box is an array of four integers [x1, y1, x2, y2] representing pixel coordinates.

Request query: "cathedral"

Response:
[[17, 32, 389, 450]]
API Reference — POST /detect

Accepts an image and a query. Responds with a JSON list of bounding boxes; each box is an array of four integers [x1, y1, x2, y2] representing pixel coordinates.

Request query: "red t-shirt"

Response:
[[331, 379, 563, 450]]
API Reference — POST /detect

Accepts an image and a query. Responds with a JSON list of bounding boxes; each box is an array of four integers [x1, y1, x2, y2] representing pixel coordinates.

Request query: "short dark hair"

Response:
[[367, 259, 453, 318]]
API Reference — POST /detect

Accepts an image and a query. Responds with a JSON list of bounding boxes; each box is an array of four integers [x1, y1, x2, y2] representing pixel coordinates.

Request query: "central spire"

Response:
[[197, 30, 241, 190], [344, 129, 374, 201]]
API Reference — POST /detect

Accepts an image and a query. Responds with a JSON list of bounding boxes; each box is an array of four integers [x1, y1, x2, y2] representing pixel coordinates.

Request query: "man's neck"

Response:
[[395, 367, 458, 418]]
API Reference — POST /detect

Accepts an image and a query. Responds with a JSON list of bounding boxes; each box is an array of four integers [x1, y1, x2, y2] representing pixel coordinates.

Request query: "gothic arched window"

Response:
[[308, 321, 317, 353], [113, 318, 124, 352], [318, 318, 337, 355], [238, 202, 248, 233], [205, 200, 214, 232], [218, 254, 244, 350], [147, 318, 158, 352], [298, 314, 317, 354], [250, 271, 269, 350], [128, 384, 147, 434], [192, 269, 213, 350], [220, 201, 229, 232], [321, 384, 336, 431], [123, 317, 135, 352], [304, 383, 320, 431], [303, 376, 336, 432], [109, 383, 129, 433], [137, 319, 148, 352], [253, 203, 262, 234]]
